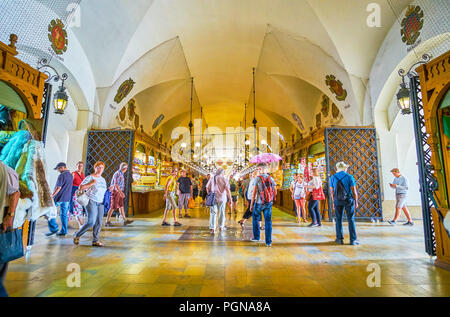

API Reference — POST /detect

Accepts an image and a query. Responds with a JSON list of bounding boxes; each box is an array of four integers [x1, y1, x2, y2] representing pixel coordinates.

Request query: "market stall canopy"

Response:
[[0, 81, 27, 114]]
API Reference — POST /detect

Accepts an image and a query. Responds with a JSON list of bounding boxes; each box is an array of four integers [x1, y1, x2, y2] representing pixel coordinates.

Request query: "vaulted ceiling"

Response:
[[2, 0, 415, 140]]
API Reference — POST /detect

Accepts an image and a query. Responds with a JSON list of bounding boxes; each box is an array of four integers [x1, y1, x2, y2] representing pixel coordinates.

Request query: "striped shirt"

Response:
[[111, 170, 125, 191]]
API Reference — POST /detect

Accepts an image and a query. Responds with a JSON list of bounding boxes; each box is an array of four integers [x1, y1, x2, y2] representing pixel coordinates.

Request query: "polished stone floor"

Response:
[[5, 201, 450, 297]]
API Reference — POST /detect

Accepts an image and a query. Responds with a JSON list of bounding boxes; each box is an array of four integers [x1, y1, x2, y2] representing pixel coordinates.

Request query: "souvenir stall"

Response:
[[85, 129, 171, 215], [276, 129, 325, 216], [0, 35, 56, 249], [275, 126, 382, 222], [130, 131, 166, 216], [417, 51, 450, 270]]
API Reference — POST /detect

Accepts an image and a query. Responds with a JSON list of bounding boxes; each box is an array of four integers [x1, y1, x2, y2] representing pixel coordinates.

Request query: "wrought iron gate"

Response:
[[85, 130, 135, 215], [410, 76, 437, 256], [324, 127, 383, 221]]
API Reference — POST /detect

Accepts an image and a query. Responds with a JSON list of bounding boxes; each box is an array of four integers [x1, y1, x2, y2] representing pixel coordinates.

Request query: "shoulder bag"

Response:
[[0, 228, 24, 264]]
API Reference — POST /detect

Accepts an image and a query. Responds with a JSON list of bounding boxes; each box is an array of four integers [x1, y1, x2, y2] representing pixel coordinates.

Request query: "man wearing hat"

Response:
[[46, 162, 73, 236], [329, 162, 360, 245], [388, 168, 414, 226]]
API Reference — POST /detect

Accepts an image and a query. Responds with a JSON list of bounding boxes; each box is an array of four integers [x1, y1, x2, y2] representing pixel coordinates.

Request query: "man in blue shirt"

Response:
[[387, 168, 414, 226], [250, 163, 277, 247], [329, 161, 360, 245], [48, 162, 73, 237]]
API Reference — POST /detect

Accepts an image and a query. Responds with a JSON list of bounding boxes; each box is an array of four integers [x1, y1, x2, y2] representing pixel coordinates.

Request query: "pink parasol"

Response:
[[249, 153, 282, 164]]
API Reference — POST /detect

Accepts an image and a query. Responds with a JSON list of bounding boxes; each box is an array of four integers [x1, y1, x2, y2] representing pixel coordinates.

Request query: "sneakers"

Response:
[[350, 240, 361, 246], [161, 222, 170, 226], [335, 239, 344, 245], [266, 244, 272, 247], [124, 219, 134, 225], [73, 236, 80, 245], [56, 232, 66, 237], [250, 238, 259, 242], [45, 231, 58, 237], [104, 221, 113, 227], [403, 221, 414, 226], [308, 223, 319, 227], [173, 222, 182, 226], [387, 220, 397, 225], [184, 214, 191, 218]]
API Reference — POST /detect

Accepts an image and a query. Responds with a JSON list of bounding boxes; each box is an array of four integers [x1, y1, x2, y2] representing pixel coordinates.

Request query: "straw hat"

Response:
[[335, 161, 349, 171]]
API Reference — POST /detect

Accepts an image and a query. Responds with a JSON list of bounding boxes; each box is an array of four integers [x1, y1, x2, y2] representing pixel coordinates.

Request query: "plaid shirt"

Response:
[[111, 170, 125, 191]]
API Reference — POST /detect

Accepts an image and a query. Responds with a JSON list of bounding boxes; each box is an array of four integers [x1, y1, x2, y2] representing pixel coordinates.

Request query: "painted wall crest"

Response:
[[48, 19, 68, 55], [325, 75, 347, 101], [401, 5, 424, 46], [114, 78, 135, 104]]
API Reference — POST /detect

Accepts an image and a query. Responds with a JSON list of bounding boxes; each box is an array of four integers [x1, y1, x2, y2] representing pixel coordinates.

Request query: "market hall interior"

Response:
[[0, 0, 449, 297]]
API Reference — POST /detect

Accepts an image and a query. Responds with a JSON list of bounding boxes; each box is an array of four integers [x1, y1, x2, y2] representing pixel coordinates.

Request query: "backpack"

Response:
[[335, 174, 351, 202], [258, 175, 275, 204]]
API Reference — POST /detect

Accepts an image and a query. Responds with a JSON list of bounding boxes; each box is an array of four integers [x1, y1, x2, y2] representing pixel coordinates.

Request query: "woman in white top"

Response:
[[73, 161, 108, 246], [292, 173, 307, 223], [305, 168, 323, 227]]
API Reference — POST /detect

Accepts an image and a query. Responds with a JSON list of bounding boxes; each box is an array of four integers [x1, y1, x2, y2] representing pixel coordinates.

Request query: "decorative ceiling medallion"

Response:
[[127, 99, 136, 120], [332, 103, 340, 119], [321, 95, 330, 117], [152, 114, 165, 130], [119, 107, 126, 121], [325, 75, 347, 101], [114, 78, 135, 104], [134, 114, 140, 130], [401, 5, 424, 46], [292, 113, 305, 131], [48, 19, 68, 55]]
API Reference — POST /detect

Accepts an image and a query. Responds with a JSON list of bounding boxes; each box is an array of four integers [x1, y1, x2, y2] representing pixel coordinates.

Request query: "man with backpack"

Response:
[[329, 162, 360, 246], [229, 177, 238, 214], [250, 163, 277, 247]]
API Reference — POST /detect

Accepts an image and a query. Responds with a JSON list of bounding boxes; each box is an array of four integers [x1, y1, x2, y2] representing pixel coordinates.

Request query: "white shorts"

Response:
[[396, 194, 407, 209]]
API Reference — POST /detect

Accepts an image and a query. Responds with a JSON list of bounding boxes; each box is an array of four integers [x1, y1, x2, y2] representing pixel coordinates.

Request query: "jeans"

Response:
[[209, 201, 226, 230], [253, 202, 273, 245], [334, 201, 357, 242], [75, 200, 104, 243], [0, 263, 8, 297], [47, 218, 59, 233], [308, 199, 321, 225], [69, 186, 78, 213], [55, 201, 70, 234]]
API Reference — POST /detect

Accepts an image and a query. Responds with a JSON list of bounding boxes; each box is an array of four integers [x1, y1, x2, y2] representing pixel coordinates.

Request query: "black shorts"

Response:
[[231, 196, 238, 203]]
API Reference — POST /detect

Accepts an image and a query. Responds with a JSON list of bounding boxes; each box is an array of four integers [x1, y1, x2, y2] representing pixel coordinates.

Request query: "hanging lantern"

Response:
[[396, 83, 411, 115], [53, 84, 69, 114]]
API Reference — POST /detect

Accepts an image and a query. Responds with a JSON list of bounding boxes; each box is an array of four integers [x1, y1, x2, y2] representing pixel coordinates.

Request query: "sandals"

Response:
[[162, 222, 170, 226], [92, 241, 104, 247], [73, 236, 79, 245], [173, 222, 182, 226]]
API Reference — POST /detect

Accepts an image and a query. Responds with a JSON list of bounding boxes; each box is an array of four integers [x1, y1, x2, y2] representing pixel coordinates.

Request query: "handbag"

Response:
[[205, 176, 216, 207], [75, 189, 90, 207], [312, 187, 326, 201], [0, 228, 24, 264]]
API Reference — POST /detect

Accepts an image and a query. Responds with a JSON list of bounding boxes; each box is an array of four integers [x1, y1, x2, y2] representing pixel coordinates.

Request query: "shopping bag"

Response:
[[188, 198, 195, 209], [205, 192, 216, 207], [312, 187, 326, 201], [0, 228, 24, 264]]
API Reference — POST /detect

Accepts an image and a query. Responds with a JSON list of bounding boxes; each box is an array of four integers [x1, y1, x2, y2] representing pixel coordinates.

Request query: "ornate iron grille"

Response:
[[85, 130, 135, 215], [324, 127, 383, 221], [410, 76, 437, 256]]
